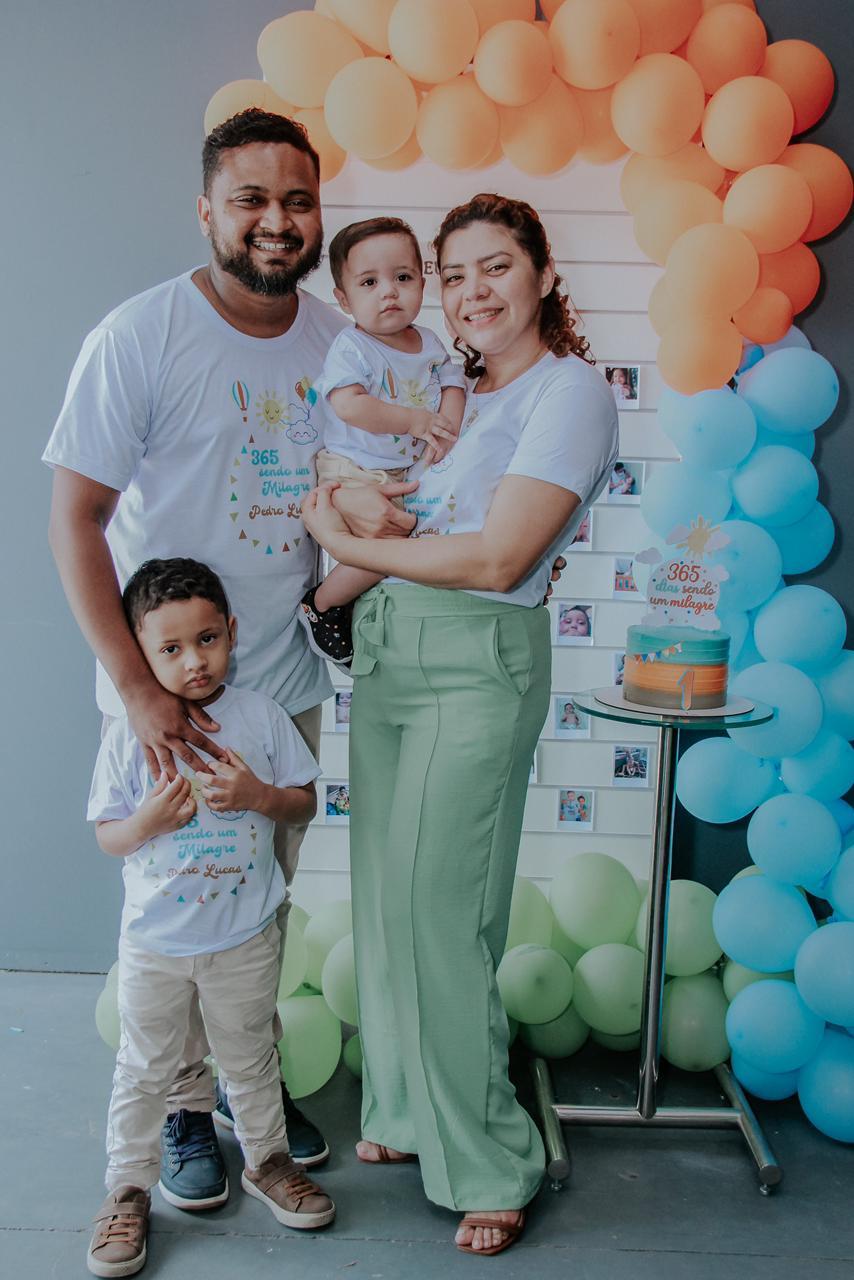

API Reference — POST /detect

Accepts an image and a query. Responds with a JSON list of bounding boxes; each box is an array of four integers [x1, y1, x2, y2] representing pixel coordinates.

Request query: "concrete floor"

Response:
[[2, 971, 853, 1280]]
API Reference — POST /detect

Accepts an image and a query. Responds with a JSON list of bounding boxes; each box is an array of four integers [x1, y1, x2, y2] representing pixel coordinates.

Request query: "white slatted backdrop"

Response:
[[294, 152, 673, 912]]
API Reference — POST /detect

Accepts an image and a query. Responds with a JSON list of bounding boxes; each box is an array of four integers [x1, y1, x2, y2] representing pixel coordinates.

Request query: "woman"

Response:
[[302, 194, 618, 1256]]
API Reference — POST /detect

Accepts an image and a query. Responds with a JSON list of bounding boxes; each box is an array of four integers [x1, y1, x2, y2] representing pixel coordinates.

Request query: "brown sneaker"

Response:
[[241, 1152, 336, 1229], [87, 1185, 150, 1277]]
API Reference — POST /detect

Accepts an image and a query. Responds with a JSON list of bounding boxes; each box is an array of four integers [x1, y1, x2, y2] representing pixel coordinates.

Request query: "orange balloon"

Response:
[[634, 180, 723, 266], [203, 81, 295, 135], [723, 164, 813, 254], [474, 135, 505, 169], [702, 76, 793, 171], [777, 143, 854, 242], [611, 54, 705, 157], [258, 12, 362, 109], [388, 0, 479, 84], [658, 317, 743, 393], [575, 88, 628, 164], [685, 4, 768, 95], [549, 0, 641, 90], [469, 0, 536, 30], [417, 77, 500, 169], [758, 242, 821, 315], [325, 58, 418, 159], [648, 274, 673, 336], [499, 75, 584, 175], [474, 20, 553, 106], [760, 40, 835, 135], [620, 143, 724, 212], [328, 0, 395, 54], [666, 223, 759, 314], [624, 0, 701, 55], [540, 0, 564, 17], [293, 108, 347, 182], [733, 287, 794, 344], [702, 0, 755, 8], [365, 129, 423, 170]]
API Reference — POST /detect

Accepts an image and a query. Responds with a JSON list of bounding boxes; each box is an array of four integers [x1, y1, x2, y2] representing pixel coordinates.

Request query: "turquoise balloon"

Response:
[[661, 973, 730, 1072], [708, 520, 782, 613], [657, 387, 756, 470], [635, 880, 721, 977], [737, 348, 839, 434], [713, 877, 816, 971], [722, 960, 793, 1002], [676, 738, 778, 824], [321, 934, 359, 1027], [640, 463, 731, 540], [753, 424, 815, 458], [505, 876, 554, 951], [769, 502, 834, 574], [798, 1028, 854, 1142], [496, 945, 574, 1025], [736, 343, 764, 375], [519, 1003, 590, 1059], [731, 1052, 799, 1101], [549, 853, 640, 949], [747, 794, 841, 885], [794, 922, 854, 1026], [827, 800, 854, 837], [717, 611, 749, 663], [781, 730, 854, 803], [731, 446, 818, 528], [726, 979, 824, 1072], [760, 325, 811, 356], [277, 995, 342, 1099], [815, 651, 854, 740], [572, 944, 644, 1035], [829, 846, 854, 920], [728, 662, 823, 758], [343, 1033, 363, 1079], [753, 586, 846, 670], [732, 628, 763, 675]]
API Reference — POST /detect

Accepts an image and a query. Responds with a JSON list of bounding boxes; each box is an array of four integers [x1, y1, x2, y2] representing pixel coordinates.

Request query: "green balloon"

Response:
[[591, 1028, 641, 1051], [721, 960, 794, 1002], [572, 943, 644, 1035], [504, 877, 554, 951], [635, 880, 721, 977], [277, 995, 341, 1098], [507, 1016, 519, 1047], [304, 899, 352, 988], [496, 945, 573, 1024], [287, 902, 311, 934], [520, 1003, 589, 1058], [343, 1033, 363, 1079], [732, 865, 764, 881], [550, 920, 586, 967], [321, 933, 359, 1026], [95, 984, 120, 1050], [292, 982, 322, 998], [550, 853, 640, 949], [661, 973, 729, 1072], [277, 918, 309, 1000], [104, 961, 119, 990]]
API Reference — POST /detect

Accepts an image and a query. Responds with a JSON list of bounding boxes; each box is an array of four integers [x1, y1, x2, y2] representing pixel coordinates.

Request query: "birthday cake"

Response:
[[624, 625, 730, 710]]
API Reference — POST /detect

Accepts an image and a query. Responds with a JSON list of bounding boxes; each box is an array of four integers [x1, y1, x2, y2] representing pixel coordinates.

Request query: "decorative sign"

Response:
[[635, 516, 730, 632]]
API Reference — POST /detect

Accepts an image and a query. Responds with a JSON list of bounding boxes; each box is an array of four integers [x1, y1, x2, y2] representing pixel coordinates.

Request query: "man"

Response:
[[44, 111, 415, 1210]]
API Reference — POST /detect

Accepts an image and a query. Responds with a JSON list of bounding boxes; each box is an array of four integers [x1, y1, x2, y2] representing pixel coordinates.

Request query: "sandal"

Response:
[[356, 1141, 417, 1165], [456, 1210, 526, 1257]]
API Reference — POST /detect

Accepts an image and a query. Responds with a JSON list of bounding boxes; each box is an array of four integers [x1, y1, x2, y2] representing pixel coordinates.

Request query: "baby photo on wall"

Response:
[[605, 365, 640, 410], [613, 557, 639, 597], [613, 650, 626, 687], [325, 781, 350, 824], [612, 746, 650, 788], [554, 602, 594, 646], [553, 696, 591, 740], [334, 690, 352, 733], [556, 788, 595, 831], [607, 459, 645, 504], [566, 508, 593, 552]]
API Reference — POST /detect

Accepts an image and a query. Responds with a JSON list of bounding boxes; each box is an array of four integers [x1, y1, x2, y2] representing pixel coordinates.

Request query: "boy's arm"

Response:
[[199, 750, 318, 826], [253, 780, 317, 826], [95, 774, 197, 857]]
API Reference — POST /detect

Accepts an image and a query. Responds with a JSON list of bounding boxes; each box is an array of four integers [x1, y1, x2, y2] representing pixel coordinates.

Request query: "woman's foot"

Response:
[[355, 1140, 417, 1164], [455, 1210, 526, 1255]]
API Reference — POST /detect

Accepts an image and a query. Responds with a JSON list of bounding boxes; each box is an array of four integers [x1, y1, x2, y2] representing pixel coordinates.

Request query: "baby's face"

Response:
[[336, 233, 424, 337], [562, 608, 589, 636]]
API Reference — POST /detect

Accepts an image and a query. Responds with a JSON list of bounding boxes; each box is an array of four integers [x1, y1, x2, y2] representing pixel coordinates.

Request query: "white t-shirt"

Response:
[[43, 273, 347, 717], [88, 684, 320, 956], [315, 325, 466, 471], [393, 353, 619, 608]]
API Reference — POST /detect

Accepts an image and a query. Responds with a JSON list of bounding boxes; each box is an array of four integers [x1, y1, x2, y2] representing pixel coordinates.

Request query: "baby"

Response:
[[300, 216, 466, 664]]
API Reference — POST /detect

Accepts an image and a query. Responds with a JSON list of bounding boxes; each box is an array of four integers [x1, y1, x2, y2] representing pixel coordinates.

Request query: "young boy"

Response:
[[86, 558, 333, 1278], [299, 216, 466, 664]]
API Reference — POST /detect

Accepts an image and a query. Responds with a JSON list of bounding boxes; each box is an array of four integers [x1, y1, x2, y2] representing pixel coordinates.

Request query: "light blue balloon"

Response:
[[728, 662, 823, 758], [828, 847, 854, 921], [760, 326, 811, 356], [815, 651, 854, 740], [753, 586, 846, 670], [718, 611, 749, 663], [708, 520, 782, 613], [732, 628, 763, 675], [713, 877, 816, 971], [640, 463, 731, 540], [736, 343, 764, 376], [769, 502, 834, 575], [747, 794, 841, 885], [731, 1051, 799, 1101], [795, 922, 854, 1025], [657, 387, 757, 470], [730, 446, 818, 528], [737, 348, 839, 434], [781, 730, 854, 803], [726, 979, 824, 1073], [753, 424, 815, 458], [676, 738, 778, 825], [797, 1028, 854, 1142], [826, 799, 854, 838]]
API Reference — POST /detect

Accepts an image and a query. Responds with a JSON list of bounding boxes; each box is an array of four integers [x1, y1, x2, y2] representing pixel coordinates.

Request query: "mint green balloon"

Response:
[[550, 853, 640, 948], [507, 1017, 519, 1046], [304, 899, 352, 988], [635, 880, 721, 977], [292, 982, 323, 998], [496, 945, 574, 1024], [343, 1033, 363, 1079], [722, 961, 794, 1002], [321, 933, 359, 1026], [519, 1004, 589, 1058], [661, 973, 729, 1072], [95, 984, 120, 1050], [104, 961, 119, 990], [287, 902, 311, 934], [591, 1028, 641, 1051], [572, 944, 644, 1034], [550, 920, 586, 967], [504, 877, 554, 951], [277, 995, 342, 1098], [732, 865, 764, 881], [277, 918, 309, 999]]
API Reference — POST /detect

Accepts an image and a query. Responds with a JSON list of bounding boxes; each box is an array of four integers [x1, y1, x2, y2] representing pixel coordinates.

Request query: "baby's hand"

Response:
[[140, 772, 197, 838], [410, 410, 459, 463], [199, 748, 264, 815]]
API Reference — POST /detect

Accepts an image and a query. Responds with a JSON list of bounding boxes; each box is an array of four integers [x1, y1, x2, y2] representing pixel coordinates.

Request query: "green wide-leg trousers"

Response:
[[348, 585, 551, 1211]]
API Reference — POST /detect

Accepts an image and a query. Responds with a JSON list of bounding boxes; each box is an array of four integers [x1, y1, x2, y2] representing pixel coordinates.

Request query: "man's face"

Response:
[[199, 142, 323, 296]]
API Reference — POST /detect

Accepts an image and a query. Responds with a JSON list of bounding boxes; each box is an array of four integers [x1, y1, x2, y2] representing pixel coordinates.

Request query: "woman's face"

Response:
[[438, 222, 553, 360]]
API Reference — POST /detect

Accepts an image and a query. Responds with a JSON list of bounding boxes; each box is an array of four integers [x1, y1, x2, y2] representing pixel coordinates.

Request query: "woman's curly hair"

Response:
[[433, 193, 594, 380]]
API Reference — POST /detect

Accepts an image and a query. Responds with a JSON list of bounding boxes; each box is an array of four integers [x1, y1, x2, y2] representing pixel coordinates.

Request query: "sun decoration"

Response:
[[672, 516, 726, 559]]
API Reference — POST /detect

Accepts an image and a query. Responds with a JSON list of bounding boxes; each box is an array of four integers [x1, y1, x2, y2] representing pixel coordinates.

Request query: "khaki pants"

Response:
[[316, 448, 408, 510]]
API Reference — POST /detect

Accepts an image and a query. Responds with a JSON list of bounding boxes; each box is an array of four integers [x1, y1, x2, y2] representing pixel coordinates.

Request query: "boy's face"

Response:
[[136, 597, 236, 703], [334, 233, 424, 336]]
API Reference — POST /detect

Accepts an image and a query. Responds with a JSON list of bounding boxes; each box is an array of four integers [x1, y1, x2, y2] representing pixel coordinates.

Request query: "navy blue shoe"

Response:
[[214, 1080, 330, 1168], [158, 1109, 229, 1210]]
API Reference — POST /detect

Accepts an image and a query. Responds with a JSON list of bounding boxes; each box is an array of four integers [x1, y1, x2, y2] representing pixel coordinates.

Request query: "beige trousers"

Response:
[[315, 448, 408, 510]]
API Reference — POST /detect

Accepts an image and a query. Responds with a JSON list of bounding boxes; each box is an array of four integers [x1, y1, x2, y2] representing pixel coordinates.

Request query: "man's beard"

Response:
[[210, 228, 323, 296]]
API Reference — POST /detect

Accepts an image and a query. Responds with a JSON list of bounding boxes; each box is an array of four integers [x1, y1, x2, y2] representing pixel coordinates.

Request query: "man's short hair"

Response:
[[327, 217, 423, 290], [123, 558, 231, 631], [202, 109, 320, 193]]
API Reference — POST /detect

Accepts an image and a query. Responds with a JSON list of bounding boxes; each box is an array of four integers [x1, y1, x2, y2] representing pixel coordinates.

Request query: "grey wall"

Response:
[[1, 1, 851, 969]]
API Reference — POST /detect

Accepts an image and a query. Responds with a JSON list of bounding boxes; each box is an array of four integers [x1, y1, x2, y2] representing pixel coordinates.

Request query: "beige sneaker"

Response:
[[241, 1152, 336, 1229], [87, 1185, 150, 1277]]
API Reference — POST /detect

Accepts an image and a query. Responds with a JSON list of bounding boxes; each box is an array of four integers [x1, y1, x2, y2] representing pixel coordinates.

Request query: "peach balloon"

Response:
[[723, 165, 813, 254], [624, 0, 701, 55], [733, 287, 794, 344], [388, 0, 479, 84], [666, 223, 759, 315], [702, 0, 755, 8], [620, 143, 725, 212], [417, 76, 500, 170], [365, 129, 423, 170], [293, 108, 347, 182], [777, 143, 854, 242], [576, 88, 628, 164], [203, 81, 295, 135], [634, 180, 723, 266], [760, 40, 835, 135], [540, 0, 564, 18], [611, 53, 705, 157], [648, 274, 674, 336], [258, 12, 362, 109], [702, 76, 794, 171], [474, 135, 505, 169], [758, 242, 821, 315], [499, 75, 584, 175], [474, 21, 553, 106], [549, 0, 641, 90], [658, 317, 743, 393], [469, 0, 536, 30], [685, 4, 768, 96], [325, 58, 418, 159], [328, 0, 395, 54]]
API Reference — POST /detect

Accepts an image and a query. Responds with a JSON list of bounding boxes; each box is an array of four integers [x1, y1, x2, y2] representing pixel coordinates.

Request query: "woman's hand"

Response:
[[301, 484, 353, 553]]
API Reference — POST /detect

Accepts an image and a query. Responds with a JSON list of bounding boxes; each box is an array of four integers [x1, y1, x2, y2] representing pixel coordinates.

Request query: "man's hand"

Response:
[[331, 481, 417, 538], [544, 555, 567, 603], [125, 682, 226, 781], [199, 748, 263, 815], [138, 772, 197, 839]]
